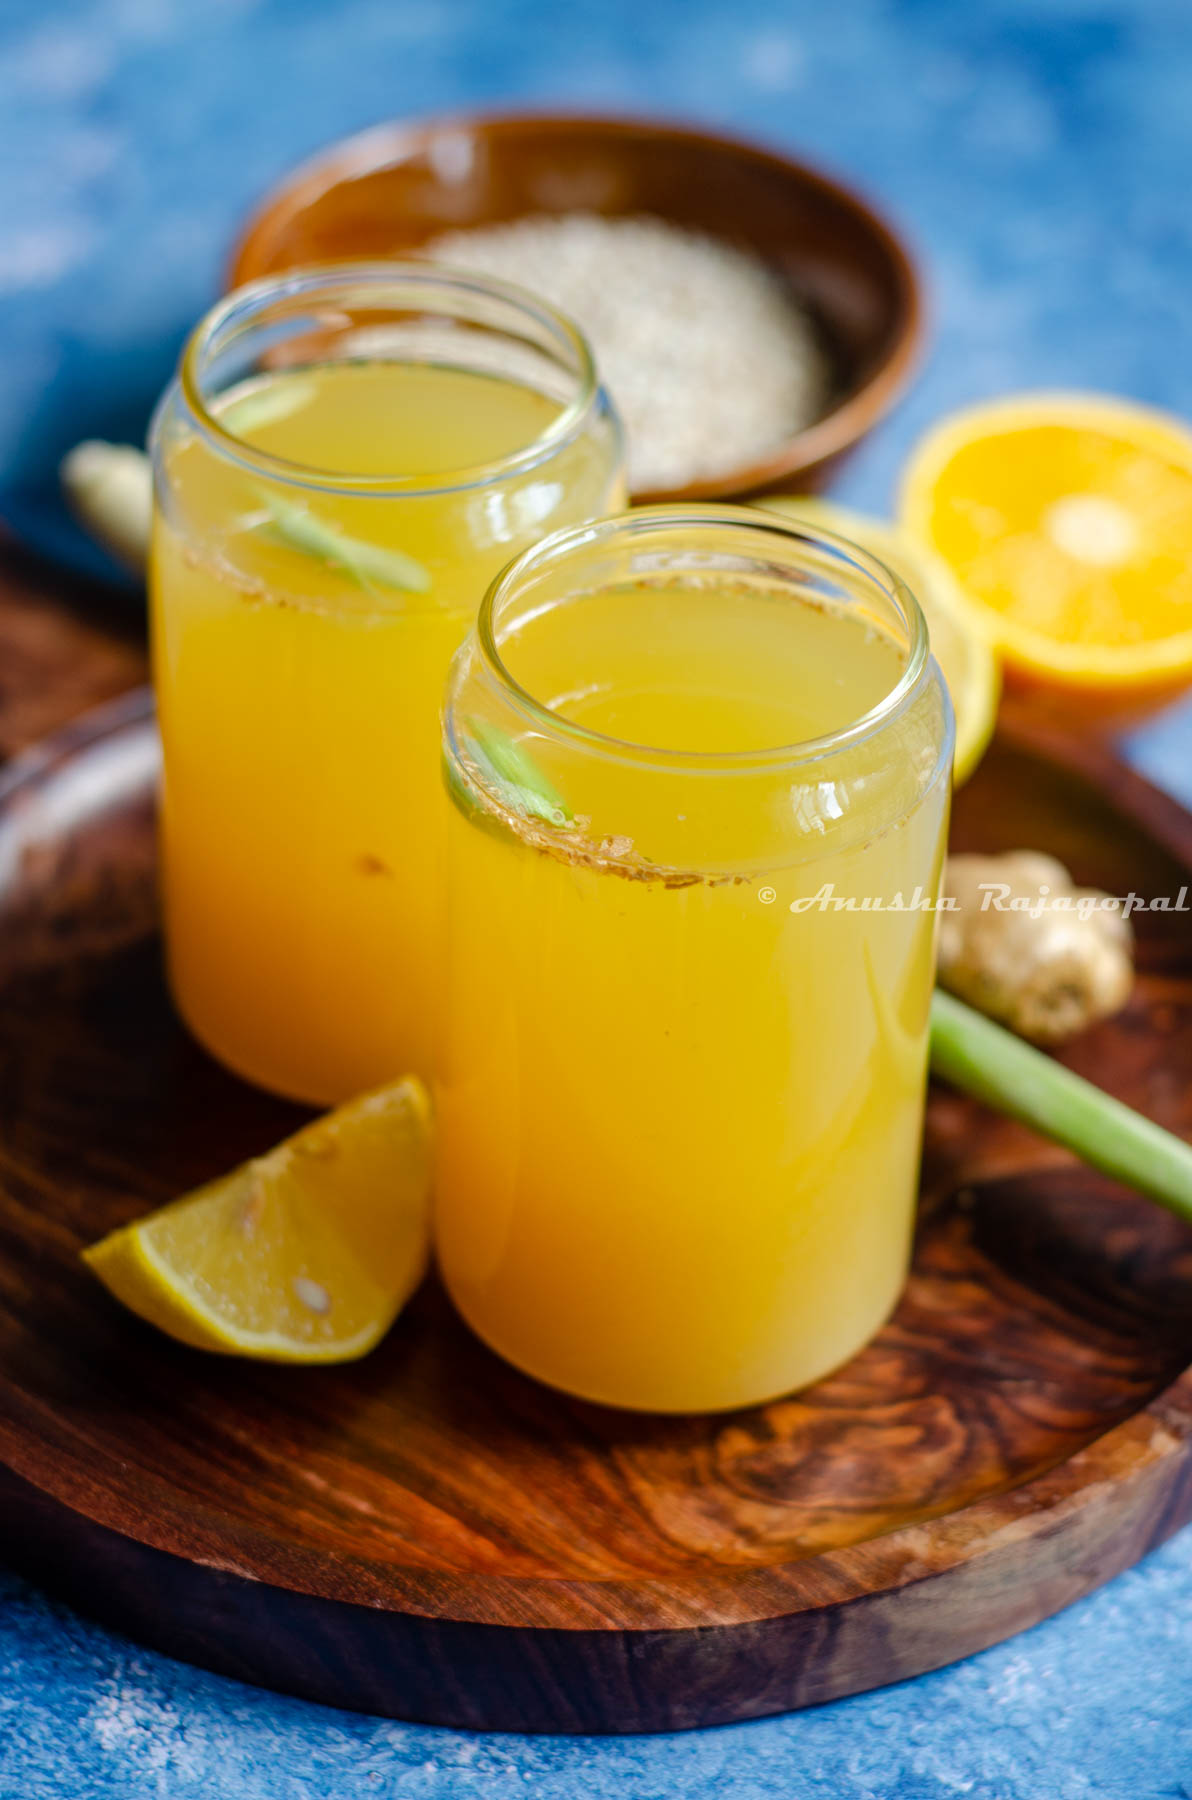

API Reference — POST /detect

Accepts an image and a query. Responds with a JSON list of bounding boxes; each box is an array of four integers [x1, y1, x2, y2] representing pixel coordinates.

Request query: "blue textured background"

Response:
[[3, 0, 1192, 1793]]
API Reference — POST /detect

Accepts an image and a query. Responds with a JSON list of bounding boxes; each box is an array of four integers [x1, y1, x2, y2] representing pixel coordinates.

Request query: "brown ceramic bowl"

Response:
[[229, 111, 922, 503]]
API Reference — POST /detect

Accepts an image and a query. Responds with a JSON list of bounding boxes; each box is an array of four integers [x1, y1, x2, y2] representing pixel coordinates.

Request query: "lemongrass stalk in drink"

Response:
[[150, 266, 623, 1103], [437, 509, 953, 1413]]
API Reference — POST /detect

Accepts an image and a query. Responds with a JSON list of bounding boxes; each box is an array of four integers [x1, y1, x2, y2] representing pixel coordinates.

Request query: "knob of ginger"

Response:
[[938, 850, 1134, 1045]]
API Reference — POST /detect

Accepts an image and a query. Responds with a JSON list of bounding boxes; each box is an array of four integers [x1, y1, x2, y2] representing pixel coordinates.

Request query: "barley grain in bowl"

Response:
[[230, 111, 923, 500], [424, 214, 829, 492]]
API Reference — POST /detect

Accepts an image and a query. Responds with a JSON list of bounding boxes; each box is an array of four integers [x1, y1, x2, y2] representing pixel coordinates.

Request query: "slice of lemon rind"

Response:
[[83, 1077, 431, 1363]]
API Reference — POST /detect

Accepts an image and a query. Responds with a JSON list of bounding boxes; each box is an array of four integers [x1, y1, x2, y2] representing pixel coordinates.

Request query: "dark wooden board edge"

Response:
[[5, 1367, 1192, 1733], [4, 692, 1192, 1729]]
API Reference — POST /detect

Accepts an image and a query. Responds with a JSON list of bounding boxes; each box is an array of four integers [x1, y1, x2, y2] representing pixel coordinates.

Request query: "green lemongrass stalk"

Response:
[[931, 987, 1192, 1223], [221, 378, 317, 436], [60, 441, 152, 573], [258, 493, 431, 595], [447, 712, 1192, 1224], [463, 719, 573, 825]]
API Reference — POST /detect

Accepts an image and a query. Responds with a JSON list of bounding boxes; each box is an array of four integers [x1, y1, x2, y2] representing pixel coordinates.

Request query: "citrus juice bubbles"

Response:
[[151, 268, 623, 1104], [437, 511, 953, 1413]]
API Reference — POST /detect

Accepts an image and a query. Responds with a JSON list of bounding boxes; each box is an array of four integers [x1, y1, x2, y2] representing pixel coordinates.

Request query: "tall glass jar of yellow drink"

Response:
[[151, 266, 624, 1104], [438, 508, 953, 1413]]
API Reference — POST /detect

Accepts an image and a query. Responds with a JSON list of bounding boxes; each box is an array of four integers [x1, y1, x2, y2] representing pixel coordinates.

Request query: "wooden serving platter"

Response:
[[2, 687, 1192, 1734]]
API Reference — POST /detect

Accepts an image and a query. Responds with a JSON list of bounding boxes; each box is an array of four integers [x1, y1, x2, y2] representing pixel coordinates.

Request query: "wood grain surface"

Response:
[[0, 534, 145, 758], [1, 670, 1191, 1730]]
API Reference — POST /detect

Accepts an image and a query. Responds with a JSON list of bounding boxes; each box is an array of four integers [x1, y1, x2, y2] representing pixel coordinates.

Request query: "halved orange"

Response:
[[899, 393, 1192, 697]]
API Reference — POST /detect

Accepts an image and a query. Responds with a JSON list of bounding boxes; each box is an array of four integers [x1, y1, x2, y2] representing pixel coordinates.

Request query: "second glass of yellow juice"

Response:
[[437, 508, 953, 1413], [150, 264, 624, 1104]]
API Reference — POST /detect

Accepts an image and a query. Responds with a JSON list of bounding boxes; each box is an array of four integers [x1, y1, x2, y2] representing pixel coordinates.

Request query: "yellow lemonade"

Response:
[[151, 268, 623, 1103], [437, 511, 952, 1413]]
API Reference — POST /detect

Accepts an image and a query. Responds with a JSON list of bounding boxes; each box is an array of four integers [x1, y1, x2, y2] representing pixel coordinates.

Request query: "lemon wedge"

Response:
[[758, 494, 1001, 783], [84, 1079, 431, 1361]]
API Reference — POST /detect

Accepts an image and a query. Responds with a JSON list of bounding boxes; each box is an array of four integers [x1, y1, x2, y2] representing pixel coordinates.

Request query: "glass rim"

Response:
[[474, 504, 935, 771], [174, 260, 604, 496]]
